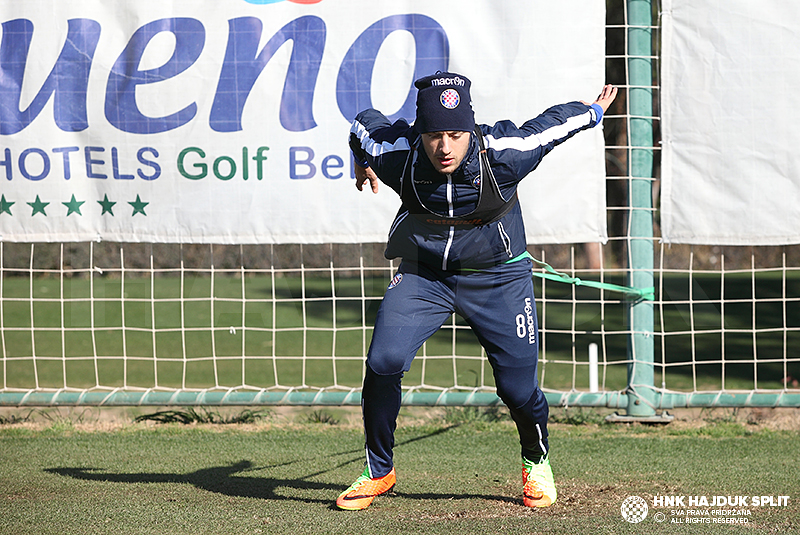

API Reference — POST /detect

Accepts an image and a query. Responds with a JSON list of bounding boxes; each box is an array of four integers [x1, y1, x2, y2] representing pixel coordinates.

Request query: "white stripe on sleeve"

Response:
[[351, 120, 411, 158], [485, 110, 593, 153]]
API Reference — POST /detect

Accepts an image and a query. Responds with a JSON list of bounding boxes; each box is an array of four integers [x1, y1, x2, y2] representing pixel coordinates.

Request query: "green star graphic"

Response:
[[98, 194, 116, 216], [0, 194, 14, 215], [63, 194, 85, 216], [129, 194, 148, 216], [27, 195, 49, 216]]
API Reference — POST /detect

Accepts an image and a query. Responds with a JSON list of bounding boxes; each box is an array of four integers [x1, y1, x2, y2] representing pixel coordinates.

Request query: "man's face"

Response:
[[420, 131, 471, 174]]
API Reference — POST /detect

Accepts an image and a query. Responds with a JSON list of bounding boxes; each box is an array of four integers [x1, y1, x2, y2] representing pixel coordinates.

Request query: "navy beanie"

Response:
[[414, 72, 474, 134]]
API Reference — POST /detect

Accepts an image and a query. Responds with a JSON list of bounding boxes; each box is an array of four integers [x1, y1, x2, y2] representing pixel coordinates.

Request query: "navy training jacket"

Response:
[[349, 101, 603, 271]]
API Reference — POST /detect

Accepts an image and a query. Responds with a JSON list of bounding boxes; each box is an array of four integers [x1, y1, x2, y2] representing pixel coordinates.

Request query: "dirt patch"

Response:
[[536, 479, 638, 518], [1, 405, 798, 432], [664, 407, 800, 432], [393, 480, 644, 523]]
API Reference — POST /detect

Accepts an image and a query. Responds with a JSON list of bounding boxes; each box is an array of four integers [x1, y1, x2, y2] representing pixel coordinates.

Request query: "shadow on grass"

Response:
[[45, 425, 518, 507], [46, 460, 338, 504]]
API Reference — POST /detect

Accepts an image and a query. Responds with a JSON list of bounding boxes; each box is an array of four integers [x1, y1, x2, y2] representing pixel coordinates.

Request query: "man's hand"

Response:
[[355, 162, 379, 193], [583, 84, 618, 113]]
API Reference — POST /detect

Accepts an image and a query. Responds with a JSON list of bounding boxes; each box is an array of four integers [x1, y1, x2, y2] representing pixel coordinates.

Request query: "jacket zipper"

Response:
[[442, 174, 455, 270]]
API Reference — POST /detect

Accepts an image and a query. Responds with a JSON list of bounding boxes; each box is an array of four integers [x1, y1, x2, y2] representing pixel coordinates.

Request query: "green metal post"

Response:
[[614, 0, 663, 421], [5, 390, 800, 407]]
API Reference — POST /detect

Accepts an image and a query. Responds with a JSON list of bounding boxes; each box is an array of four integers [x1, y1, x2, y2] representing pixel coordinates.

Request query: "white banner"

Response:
[[0, 0, 606, 244], [661, 0, 800, 245]]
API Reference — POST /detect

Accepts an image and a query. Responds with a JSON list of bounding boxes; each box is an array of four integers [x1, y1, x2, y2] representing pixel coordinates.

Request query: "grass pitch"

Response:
[[1, 407, 798, 535]]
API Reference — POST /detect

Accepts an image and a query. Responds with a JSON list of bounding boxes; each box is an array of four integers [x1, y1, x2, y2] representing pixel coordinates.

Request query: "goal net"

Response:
[[2, 0, 799, 409], [2, 240, 799, 407]]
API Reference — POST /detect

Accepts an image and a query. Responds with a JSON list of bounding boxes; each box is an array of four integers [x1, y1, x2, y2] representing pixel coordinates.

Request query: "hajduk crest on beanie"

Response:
[[414, 72, 475, 134]]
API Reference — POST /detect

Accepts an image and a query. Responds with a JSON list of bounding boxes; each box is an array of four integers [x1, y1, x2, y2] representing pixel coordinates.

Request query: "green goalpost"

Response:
[[615, 0, 661, 421]]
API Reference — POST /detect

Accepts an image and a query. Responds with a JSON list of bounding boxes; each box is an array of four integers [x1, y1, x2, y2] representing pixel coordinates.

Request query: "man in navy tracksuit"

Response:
[[336, 72, 617, 510]]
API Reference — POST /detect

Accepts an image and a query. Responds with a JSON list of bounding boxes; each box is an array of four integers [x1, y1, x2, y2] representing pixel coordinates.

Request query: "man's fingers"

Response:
[[354, 164, 379, 193], [593, 84, 618, 113], [367, 173, 379, 193]]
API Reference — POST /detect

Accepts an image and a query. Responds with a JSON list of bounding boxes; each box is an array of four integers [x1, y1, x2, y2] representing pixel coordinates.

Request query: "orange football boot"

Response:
[[336, 466, 396, 510], [522, 457, 557, 507]]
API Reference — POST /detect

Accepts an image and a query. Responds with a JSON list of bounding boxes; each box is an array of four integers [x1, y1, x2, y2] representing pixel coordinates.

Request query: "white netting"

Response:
[[2, 241, 799, 405], [2, 0, 799, 407]]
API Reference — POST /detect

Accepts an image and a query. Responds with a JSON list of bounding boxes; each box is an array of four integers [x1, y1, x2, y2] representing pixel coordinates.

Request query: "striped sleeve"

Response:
[[348, 109, 414, 193], [484, 102, 600, 181]]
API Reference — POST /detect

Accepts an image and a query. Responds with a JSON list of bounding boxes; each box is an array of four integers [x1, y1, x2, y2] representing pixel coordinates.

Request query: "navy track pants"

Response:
[[362, 258, 549, 478]]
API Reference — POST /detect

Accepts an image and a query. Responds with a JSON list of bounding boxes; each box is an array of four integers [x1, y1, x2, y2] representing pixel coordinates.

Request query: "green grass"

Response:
[[2, 271, 799, 395], [0, 410, 798, 535]]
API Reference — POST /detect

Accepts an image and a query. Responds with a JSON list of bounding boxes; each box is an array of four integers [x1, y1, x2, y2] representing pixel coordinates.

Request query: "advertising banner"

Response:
[[0, 0, 605, 244], [661, 0, 800, 245]]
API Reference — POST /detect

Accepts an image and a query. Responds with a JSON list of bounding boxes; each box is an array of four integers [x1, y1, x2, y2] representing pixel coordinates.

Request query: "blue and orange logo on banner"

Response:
[[243, 0, 323, 4]]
